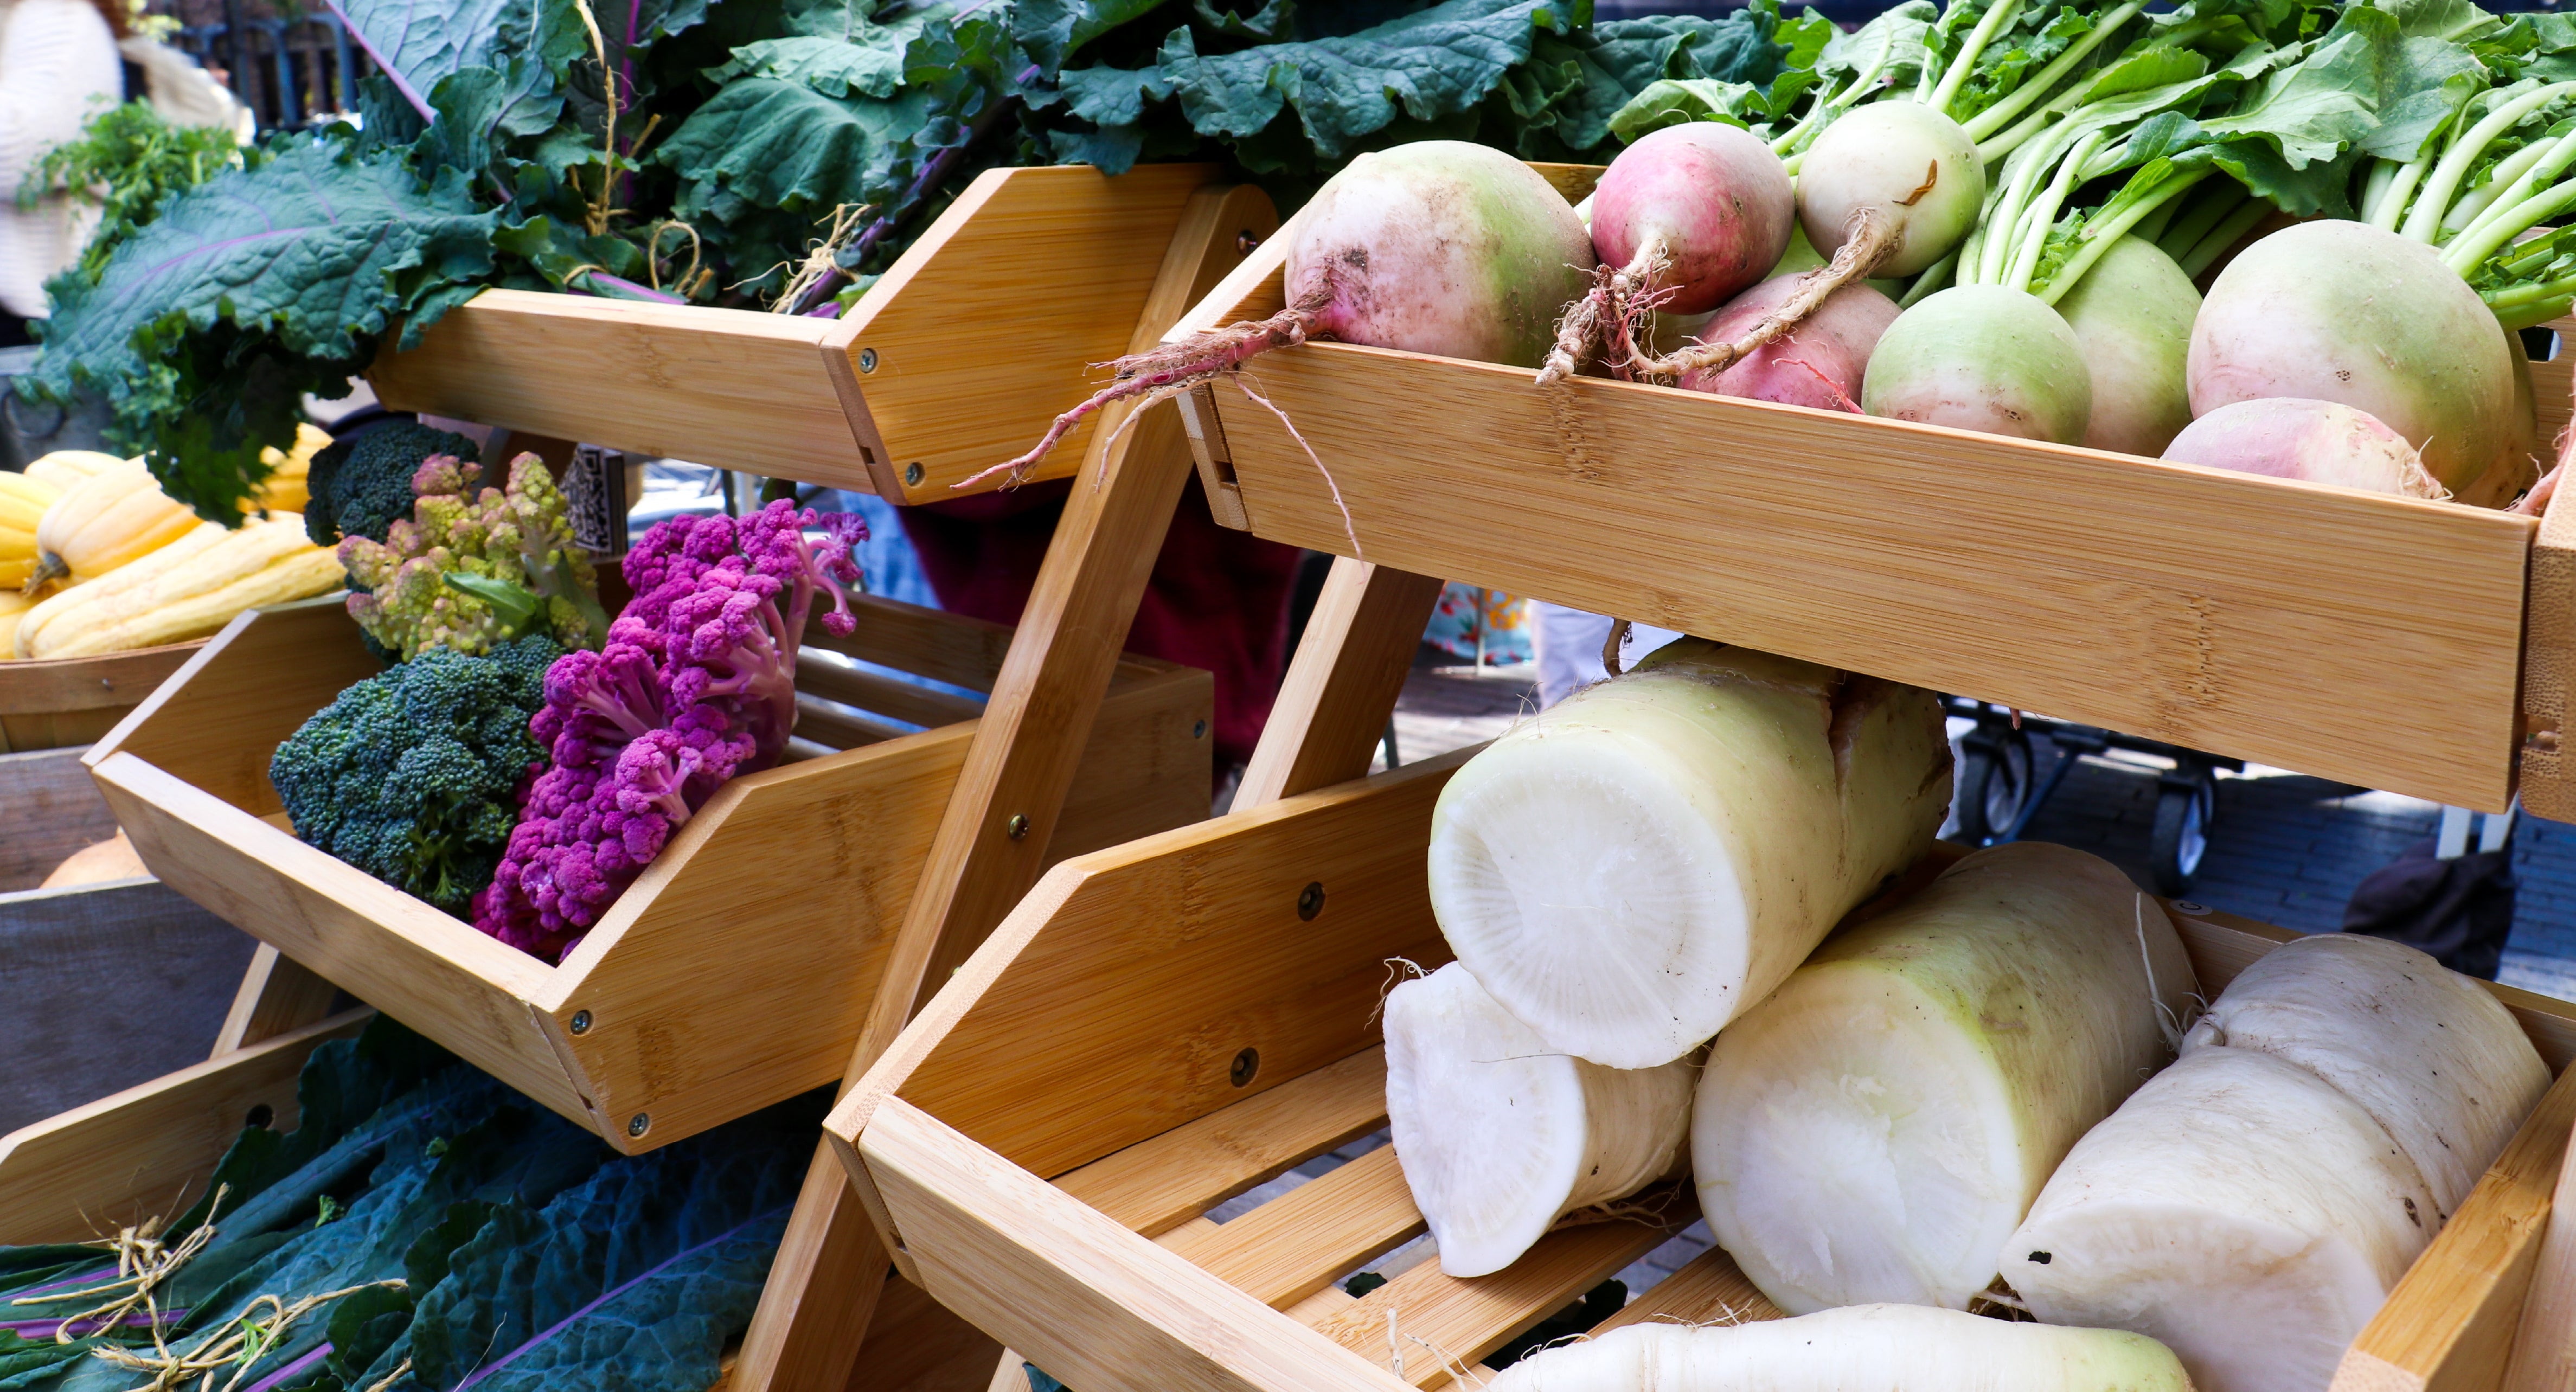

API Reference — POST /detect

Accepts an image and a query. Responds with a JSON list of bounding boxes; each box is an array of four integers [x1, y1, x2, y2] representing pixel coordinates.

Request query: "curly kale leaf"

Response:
[[32, 137, 502, 526]]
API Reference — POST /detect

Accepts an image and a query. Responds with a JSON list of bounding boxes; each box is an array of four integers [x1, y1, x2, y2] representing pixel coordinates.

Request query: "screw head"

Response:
[[1006, 813, 1031, 841], [1230, 1047, 1260, 1087], [858, 347, 879, 373], [1192, 719, 1208, 739], [627, 1112, 651, 1138], [2170, 900, 2210, 916], [904, 462, 925, 486], [244, 1102, 275, 1130], [568, 1010, 592, 1035], [1235, 230, 1260, 255], [1297, 881, 1325, 921]]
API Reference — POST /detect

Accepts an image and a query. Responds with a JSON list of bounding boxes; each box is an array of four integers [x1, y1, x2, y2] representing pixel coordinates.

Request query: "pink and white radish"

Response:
[[1861, 285, 2092, 443], [1540, 123, 1794, 384], [981, 141, 1593, 486], [2052, 236, 2197, 456], [1676, 274, 1899, 412], [2188, 220, 2519, 495], [2162, 399, 2445, 498]]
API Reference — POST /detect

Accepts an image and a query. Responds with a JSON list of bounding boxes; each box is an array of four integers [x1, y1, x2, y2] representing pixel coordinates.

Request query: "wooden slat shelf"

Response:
[[1159, 164, 2576, 814], [84, 593, 1211, 1155], [827, 753, 2576, 1392], [370, 162, 1236, 502], [0, 640, 203, 753]]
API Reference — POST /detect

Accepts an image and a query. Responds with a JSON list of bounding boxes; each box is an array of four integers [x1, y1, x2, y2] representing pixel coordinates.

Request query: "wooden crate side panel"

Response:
[[86, 600, 377, 816], [889, 752, 1469, 1183], [0, 747, 120, 891], [1208, 345, 2533, 810], [368, 291, 879, 487], [0, 1009, 369, 1244], [553, 725, 977, 1147], [0, 642, 200, 716], [88, 754, 593, 1128], [838, 164, 1225, 501], [1050, 666, 1215, 859], [2337, 1062, 2576, 1392], [862, 1097, 1413, 1392]]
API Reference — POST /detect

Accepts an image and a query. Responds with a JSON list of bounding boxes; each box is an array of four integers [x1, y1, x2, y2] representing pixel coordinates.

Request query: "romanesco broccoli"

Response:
[[304, 420, 482, 547], [339, 452, 608, 660]]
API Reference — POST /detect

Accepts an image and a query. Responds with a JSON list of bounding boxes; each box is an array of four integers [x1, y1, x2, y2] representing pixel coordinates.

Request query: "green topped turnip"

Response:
[[2188, 220, 2519, 495], [2050, 236, 2196, 456], [1676, 274, 1900, 412], [985, 141, 1592, 485], [1862, 286, 2093, 443], [1483, 1304, 2193, 1392], [1425, 642, 1951, 1070], [2163, 400, 2445, 498], [1695, 843, 2198, 1314], [1383, 963, 1696, 1277]]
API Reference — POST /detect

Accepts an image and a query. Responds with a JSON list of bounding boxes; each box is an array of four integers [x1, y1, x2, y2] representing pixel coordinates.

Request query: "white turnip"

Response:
[[1483, 1304, 2193, 1392], [2162, 399, 2445, 499], [2002, 1047, 2439, 1392], [987, 140, 1592, 484], [1425, 641, 1951, 1070], [1695, 843, 2199, 1314], [1862, 286, 2092, 443], [2050, 236, 2196, 456], [1543, 124, 1794, 383], [1676, 274, 1900, 412], [2179, 933, 2547, 1220], [2188, 220, 2518, 494], [1383, 963, 1696, 1277]]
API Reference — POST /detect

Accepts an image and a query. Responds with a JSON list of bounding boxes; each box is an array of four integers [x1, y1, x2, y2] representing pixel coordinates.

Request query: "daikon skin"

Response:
[[2181, 932, 2546, 1220], [1484, 1304, 2193, 1392], [1696, 843, 2200, 1313], [1385, 963, 1697, 1276], [2003, 1047, 2441, 1392], [1427, 641, 1951, 1069]]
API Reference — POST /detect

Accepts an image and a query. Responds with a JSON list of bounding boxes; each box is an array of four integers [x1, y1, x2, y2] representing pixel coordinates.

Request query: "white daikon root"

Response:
[[2180, 932, 2547, 1220], [1425, 641, 1951, 1068], [1483, 1304, 2193, 1391], [1694, 843, 2200, 1314], [1384, 963, 1696, 1277], [2003, 1047, 2442, 1392]]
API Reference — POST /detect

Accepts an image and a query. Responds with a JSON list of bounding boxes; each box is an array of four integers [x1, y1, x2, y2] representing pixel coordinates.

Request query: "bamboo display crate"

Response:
[[1164, 163, 2576, 816], [828, 749, 2576, 1392], [84, 592, 1210, 1155], [370, 161, 1247, 502], [0, 640, 201, 753]]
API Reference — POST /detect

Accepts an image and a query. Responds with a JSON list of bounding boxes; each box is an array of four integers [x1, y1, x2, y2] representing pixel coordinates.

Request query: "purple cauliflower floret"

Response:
[[473, 501, 868, 961]]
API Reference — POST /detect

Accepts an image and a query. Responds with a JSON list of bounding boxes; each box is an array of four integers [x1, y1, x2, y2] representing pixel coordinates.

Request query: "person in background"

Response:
[[0, 0, 124, 349]]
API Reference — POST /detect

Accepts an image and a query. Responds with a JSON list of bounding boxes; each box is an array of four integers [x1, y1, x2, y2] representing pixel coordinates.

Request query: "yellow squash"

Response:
[[254, 422, 332, 515], [22, 450, 130, 491], [30, 461, 198, 590], [0, 591, 33, 659], [17, 515, 341, 659], [0, 473, 60, 589]]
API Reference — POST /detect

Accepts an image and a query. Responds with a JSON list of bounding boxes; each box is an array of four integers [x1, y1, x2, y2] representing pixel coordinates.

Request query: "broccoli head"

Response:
[[271, 634, 560, 916], [305, 421, 483, 548]]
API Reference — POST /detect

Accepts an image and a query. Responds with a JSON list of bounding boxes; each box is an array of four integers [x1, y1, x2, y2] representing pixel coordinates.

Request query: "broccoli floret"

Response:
[[271, 635, 560, 916], [305, 421, 483, 548]]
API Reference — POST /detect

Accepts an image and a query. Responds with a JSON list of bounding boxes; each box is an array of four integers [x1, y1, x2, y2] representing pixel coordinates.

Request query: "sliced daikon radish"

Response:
[[2003, 1046, 2439, 1392], [1694, 842, 2199, 1314], [1425, 641, 1950, 1069], [2181, 932, 2547, 1219], [1383, 962, 1696, 1277], [1484, 1303, 2193, 1391]]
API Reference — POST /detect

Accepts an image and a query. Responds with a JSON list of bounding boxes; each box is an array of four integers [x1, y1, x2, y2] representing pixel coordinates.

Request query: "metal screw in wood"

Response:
[[1193, 720, 1207, 739], [1229, 1048, 1260, 1087], [1006, 813, 1030, 840], [1297, 882, 1325, 921], [859, 348, 879, 373], [628, 1113, 650, 1138], [569, 1010, 592, 1035]]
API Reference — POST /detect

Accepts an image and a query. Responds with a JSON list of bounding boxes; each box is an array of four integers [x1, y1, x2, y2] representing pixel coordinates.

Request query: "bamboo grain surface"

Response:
[[0, 639, 204, 753]]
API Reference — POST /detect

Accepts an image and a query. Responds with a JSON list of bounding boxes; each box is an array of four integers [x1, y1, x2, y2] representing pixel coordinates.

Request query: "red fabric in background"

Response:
[[898, 474, 1301, 779]]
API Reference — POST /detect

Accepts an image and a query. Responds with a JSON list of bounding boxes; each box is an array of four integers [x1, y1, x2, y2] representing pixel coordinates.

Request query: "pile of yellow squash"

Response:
[[0, 427, 345, 660]]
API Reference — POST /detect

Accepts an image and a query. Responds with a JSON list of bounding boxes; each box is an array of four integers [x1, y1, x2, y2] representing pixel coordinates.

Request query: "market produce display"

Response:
[[339, 454, 609, 661], [3, 445, 341, 661], [0, 1016, 817, 1392]]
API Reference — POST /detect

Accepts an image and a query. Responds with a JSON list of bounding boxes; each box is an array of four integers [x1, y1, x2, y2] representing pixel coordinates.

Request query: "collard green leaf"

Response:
[[325, 0, 531, 121], [661, 79, 938, 215]]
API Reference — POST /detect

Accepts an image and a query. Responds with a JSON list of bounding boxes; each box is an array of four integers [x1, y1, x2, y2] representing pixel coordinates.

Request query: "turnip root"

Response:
[[1862, 286, 2092, 444], [1483, 1304, 2193, 1392], [1695, 843, 2199, 1314], [2188, 220, 2517, 495], [2051, 236, 2196, 456], [1543, 124, 1793, 384], [2179, 933, 2547, 1220], [1626, 104, 1984, 383], [1425, 641, 1951, 1070], [1676, 274, 1900, 412], [1384, 963, 1697, 1277], [2162, 399, 2445, 499], [2002, 1047, 2440, 1392], [985, 141, 1591, 485]]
